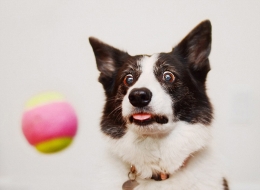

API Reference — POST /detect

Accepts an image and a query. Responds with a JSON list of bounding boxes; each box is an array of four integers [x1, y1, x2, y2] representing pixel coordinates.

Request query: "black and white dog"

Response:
[[89, 20, 228, 190]]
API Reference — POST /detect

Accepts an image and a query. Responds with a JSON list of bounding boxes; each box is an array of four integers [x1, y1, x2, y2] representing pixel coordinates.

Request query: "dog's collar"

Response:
[[151, 172, 169, 181], [128, 154, 192, 181], [123, 156, 192, 189]]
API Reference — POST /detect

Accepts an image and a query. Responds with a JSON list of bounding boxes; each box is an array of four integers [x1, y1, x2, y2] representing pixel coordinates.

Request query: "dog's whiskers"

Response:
[[108, 105, 122, 118]]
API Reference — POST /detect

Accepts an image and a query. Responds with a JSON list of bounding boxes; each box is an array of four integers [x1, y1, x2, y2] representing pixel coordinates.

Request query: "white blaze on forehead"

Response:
[[134, 54, 158, 88], [122, 54, 174, 122]]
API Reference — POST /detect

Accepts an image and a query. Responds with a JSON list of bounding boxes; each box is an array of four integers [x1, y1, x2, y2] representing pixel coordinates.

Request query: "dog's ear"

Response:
[[89, 37, 129, 77], [89, 37, 129, 93], [174, 20, 212, 83]]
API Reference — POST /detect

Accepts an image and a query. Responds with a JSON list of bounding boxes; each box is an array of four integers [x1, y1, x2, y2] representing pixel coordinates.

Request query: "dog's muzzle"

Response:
[[128, 87, 169, 126]]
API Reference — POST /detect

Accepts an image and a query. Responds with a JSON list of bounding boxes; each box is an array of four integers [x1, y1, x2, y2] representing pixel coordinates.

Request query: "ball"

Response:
[[22, 92, 78, 153]]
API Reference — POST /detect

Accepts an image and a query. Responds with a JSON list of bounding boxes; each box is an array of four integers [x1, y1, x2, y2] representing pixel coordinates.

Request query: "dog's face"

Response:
[[90, 20, 213, 139]]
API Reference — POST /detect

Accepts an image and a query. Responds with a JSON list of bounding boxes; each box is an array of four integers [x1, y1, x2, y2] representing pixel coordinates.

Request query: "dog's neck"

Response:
[[108, 121, 211, 179], [129, 153, 193, 181]]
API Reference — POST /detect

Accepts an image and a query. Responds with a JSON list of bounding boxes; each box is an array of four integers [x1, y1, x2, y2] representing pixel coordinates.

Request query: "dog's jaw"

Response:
[[122, 54, 176, 135]]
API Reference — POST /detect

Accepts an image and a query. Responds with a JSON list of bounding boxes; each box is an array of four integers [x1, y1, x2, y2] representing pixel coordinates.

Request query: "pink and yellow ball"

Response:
[[22, 92, 78, 153]]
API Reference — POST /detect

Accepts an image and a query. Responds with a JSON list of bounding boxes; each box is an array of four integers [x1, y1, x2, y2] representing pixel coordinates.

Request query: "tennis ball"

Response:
[[22, 92, 78, 153]]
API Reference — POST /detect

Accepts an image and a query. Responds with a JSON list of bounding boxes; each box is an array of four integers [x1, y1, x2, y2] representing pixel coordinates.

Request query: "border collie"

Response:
[[89, 20, 228, 190]]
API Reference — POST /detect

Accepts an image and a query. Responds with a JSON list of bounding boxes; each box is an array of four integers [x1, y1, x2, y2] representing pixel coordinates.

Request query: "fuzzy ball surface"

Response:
[[22, 92, 78, 153]]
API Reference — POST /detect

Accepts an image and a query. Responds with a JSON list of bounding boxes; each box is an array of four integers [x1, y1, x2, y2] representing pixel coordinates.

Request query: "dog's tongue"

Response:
[[133, 113, 152, 121]]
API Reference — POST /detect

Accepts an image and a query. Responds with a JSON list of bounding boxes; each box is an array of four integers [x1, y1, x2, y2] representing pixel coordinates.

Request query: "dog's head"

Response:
[[89, 20, 213, 139]]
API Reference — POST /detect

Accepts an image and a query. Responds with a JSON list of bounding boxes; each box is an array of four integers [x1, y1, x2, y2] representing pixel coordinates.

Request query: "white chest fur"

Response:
[[106, 122, 225, 189]]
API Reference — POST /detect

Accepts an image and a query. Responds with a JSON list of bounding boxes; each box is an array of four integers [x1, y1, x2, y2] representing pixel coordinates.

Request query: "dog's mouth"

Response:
[[129, 113, 168, 126]]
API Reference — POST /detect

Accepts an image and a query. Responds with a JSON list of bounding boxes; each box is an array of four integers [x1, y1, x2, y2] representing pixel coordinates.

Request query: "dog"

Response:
[[89, 20, 229, 190]]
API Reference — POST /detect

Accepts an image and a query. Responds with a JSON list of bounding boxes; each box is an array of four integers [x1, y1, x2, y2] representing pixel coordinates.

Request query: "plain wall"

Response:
[[1, 0, 260, 189]]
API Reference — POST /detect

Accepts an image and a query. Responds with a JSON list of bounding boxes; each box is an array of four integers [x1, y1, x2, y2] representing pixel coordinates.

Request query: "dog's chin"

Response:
[[126, 114, 173, 136]]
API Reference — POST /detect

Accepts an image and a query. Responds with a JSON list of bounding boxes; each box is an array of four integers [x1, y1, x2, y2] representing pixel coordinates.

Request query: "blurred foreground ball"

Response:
[[22, 92, 78, 153]]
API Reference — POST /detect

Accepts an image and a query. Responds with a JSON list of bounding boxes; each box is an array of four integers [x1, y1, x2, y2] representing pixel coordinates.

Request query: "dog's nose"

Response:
[[128, 88, 152, 107]]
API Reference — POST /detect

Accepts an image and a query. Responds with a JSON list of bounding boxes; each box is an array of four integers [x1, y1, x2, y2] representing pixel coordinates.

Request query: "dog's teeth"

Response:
[[133, 114, 151, 121]]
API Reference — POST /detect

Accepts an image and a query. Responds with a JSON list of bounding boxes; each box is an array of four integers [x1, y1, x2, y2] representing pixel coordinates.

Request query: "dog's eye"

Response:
[[124, 74, 134, 86], [163, 71, 175, 83]]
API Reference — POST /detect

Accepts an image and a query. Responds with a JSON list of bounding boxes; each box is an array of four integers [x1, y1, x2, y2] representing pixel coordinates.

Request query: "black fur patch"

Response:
[[155, 51, 213, 125], [223, 178, 229, 190], [89, 20, 213, 138]]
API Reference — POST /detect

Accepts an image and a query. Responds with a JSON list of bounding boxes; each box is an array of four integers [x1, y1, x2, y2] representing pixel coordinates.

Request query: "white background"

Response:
[[1, 0, 260, 189]]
